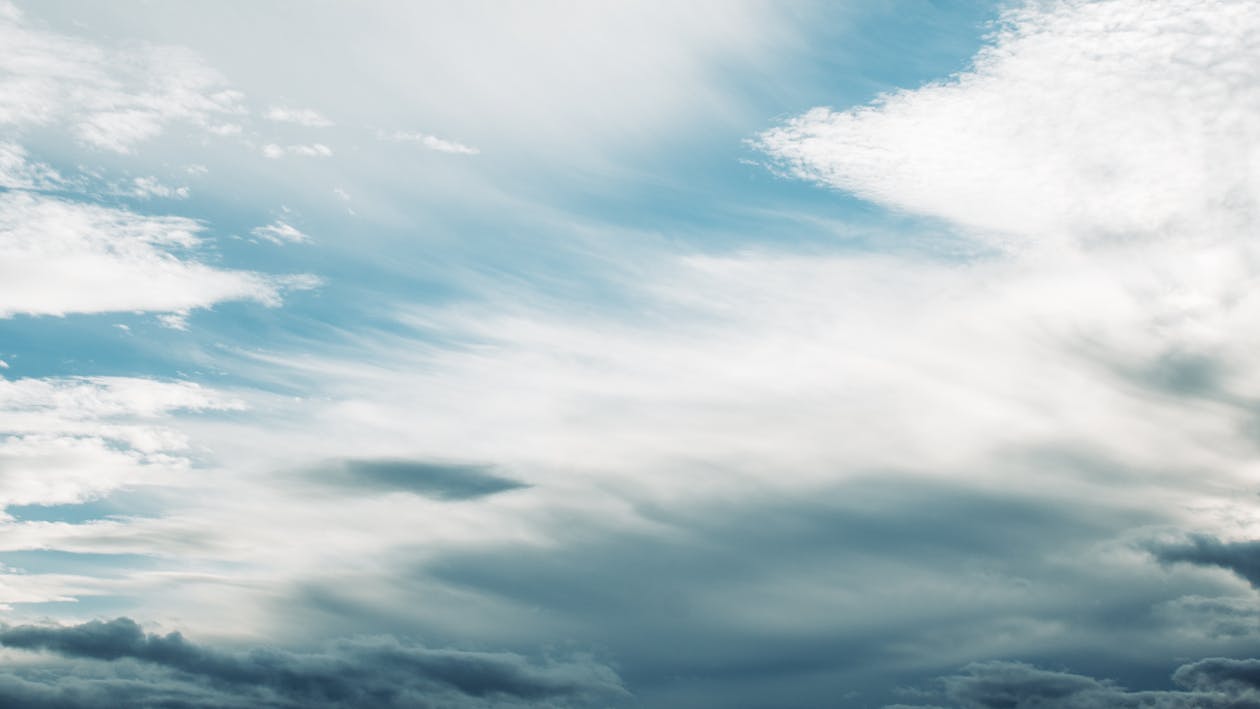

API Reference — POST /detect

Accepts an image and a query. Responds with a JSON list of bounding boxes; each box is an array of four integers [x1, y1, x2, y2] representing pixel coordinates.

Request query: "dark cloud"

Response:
[[0, 618, 623, 709], [331, 475, 1182, 707], [309, 459, 527, 500], [900, 659, 1260, 708], [1147, 534, 1260, 588], [1175, 658, 1260, 696]]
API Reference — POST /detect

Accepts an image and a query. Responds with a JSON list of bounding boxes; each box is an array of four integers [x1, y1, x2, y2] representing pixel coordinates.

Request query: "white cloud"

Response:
[[0, 2, 245, 153], [250, 220, 308, 245], [131, 176, 189, 200], [0, 376, 242, 421], [382, 130, 479, 155], [261, 143, 332, 158], [757, 0, 1260, 248], [0, 376, 245, 512], [0, 142, 61, 190], [0, 191, 315, 318], [264, 106, 333, 127]]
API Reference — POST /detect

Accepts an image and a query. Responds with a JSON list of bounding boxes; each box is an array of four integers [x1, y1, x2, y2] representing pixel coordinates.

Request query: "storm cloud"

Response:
[[0, 618, 624, 708], [897, 659, 1260, 708]]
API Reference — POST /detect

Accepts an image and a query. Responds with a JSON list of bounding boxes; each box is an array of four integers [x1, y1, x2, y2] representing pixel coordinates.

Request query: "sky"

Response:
[[2, 0, 1260, 707]]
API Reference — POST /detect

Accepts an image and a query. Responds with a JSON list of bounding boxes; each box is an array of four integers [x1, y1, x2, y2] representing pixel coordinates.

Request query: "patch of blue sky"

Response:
[[6, 489, 168, 524]]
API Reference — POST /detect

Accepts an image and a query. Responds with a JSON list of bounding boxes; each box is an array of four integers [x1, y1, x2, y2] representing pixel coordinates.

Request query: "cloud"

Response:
[[0, 142, 61, 190], [264, 106, 333, 127], [261, 143, 333, 158], [308, 459, 527, 500], [757, 0, 1260, 246], [1175, 658, 1260, 698], [381, 130, 479, 155], [0, 617, 625, 708], [0, 191, 316, 319], [0, 376, 242, 422], [903, 660, 1260, 708], [0, 376, 244, 515], [0, 1, 244, 152], [250, 220, 309, 245], [130, 176, 189, 200], [1148, 534, 1260, 589], [5, 2, 1260, 706]]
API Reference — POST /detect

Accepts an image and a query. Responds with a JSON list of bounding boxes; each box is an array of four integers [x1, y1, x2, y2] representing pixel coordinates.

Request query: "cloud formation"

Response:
[[250, 220, 309, 245], [4, 1, 1260, 706], [0, 617, 625, 709], [382, 130, 480, 155], [0, 192, 316, 319], [1149, 534, 1260, 589], [0, 1, 244, 152], [263, 106, 333, 128], [895, 659, 1260, 709], [0, 376, 243, 517], [309, 459, 527, 500], [261, 143, 333, 159], [758, 0, 1260, 246]]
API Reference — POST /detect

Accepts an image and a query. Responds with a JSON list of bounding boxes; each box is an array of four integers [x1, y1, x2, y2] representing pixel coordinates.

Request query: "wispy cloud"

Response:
[[0, 375, 242, 521], [263, 106, 333, 127], [130, 176, 189, 200], [0, 1, 244, 153], [381, 130, 479, 155], [261, 143, 333, 158], [250, 219, 308, 245]]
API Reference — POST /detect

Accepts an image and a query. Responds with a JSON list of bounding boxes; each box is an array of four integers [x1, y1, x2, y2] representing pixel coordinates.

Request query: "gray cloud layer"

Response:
[[896, 659, 1260, 709], [1148, 535, 1260, 589], [0, 618, 624, 709]]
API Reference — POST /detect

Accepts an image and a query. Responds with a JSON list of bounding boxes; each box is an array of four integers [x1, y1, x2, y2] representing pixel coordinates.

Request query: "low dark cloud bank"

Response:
[[0, 618, 623, 708], [892, 658, 1260, 708]]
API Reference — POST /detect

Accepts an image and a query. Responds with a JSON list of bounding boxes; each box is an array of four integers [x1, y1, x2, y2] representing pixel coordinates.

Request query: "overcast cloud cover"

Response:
[[2, 0, 1260, 706]]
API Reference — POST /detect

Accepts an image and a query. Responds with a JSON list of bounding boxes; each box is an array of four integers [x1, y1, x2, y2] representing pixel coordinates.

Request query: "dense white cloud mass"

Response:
[[0, 192, 315, 318], [758, 0, 1260, 246]]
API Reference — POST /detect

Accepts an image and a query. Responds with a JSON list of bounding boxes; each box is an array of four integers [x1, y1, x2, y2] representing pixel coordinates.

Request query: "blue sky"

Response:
[[4, 1, 1260, 707]]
